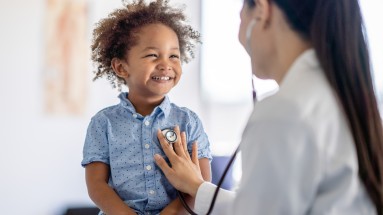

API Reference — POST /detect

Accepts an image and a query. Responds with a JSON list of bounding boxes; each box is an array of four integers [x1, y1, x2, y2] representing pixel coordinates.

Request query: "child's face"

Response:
[[121, 23, 182, 101]]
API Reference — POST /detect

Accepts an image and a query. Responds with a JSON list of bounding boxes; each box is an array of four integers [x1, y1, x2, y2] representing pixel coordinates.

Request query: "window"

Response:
[[201, 0, 278, 104], [361, 1, 383, 114]]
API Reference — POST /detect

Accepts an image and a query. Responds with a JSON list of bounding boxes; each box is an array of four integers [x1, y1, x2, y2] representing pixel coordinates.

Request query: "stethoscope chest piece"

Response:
[[161, 128, 177, 144]]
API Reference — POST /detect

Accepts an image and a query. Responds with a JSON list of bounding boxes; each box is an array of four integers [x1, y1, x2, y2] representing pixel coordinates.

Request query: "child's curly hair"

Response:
[[91, 0, 201, 89]]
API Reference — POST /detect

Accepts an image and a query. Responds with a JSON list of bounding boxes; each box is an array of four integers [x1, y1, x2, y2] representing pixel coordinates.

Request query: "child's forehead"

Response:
[[131, 23, 179, 42], [134, 23, 177, 35]]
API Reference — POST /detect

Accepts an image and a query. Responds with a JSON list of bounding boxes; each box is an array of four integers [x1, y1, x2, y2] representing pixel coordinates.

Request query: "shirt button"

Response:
[[132, 113, 137, 118], [146, 165, 152, 171], [144, 121, 150, 126], [149, 190, 155, 195], [145, 144, 150, 149]]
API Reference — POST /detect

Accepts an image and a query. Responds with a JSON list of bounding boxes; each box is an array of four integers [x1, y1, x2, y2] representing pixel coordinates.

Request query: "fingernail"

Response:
[[154, 154, 161, 160]]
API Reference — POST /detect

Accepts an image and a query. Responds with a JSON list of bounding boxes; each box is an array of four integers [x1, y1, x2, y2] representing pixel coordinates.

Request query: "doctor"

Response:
[[155, 0, 383, 214]]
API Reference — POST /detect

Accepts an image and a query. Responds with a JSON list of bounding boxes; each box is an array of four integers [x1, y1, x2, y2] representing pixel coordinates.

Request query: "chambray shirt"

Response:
[[82, 92, 212, 215]]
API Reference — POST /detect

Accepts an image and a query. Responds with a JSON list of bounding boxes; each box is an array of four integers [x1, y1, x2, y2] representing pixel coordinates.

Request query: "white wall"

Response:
[[360, 1, 383, 114], [1, 0, 99, 214], [1, 0, 382, 214], [0, 0, 203, 214]]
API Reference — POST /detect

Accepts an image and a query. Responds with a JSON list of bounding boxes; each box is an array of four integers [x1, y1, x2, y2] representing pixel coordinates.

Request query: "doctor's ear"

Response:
[[255, 0, 272, 28], [111, 57, 129, 78]]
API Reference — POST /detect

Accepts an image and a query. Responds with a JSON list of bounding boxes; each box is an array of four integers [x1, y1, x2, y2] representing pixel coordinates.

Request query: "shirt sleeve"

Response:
[[81, 114, 110, 167], [194, 108, 322, 214], [187, 111, 212, 161]]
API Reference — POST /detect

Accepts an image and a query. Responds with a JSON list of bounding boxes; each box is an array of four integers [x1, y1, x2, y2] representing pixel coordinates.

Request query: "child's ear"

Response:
[[111, 57, 129, 78]]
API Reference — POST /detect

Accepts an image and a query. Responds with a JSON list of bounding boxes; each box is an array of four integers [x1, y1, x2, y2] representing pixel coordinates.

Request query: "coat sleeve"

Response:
[[195, 182, 236, 214]]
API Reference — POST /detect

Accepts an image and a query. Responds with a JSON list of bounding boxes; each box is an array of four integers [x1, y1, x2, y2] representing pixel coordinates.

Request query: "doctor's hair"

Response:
[[90, 0, 201, 89], [246, 0, 383, 213]]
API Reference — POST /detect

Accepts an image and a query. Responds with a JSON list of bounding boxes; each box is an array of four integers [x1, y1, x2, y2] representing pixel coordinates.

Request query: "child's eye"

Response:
[[170, 55, 180, 59], [145, 54, 158, 58]]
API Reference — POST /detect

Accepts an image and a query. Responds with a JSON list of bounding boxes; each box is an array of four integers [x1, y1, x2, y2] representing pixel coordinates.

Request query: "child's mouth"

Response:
[[151, 76, 172, 81]]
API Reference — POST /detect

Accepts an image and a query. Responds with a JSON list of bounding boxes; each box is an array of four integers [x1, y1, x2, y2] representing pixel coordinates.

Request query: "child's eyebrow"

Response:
[[143, 47, 159, 51], [142, 47, 180, 51]]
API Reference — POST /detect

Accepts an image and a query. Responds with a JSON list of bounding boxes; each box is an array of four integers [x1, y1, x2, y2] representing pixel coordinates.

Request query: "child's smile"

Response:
[[151, 75, 174, 81], [119, 23, 182, 102]]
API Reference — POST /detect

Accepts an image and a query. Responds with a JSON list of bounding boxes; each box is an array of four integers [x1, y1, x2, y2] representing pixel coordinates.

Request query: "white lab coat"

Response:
[[194, 49, 377, 215]]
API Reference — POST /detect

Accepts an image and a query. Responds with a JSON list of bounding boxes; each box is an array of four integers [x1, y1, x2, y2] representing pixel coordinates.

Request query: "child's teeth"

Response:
[[153, 76, 170, 80]]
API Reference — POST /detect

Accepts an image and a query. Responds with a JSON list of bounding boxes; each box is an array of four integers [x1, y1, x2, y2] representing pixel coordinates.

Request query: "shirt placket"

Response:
[[142, 116, 156, 207]]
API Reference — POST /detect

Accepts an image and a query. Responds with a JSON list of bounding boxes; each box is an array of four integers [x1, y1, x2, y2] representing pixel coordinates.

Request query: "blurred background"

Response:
[[0, 0, 382, 214]]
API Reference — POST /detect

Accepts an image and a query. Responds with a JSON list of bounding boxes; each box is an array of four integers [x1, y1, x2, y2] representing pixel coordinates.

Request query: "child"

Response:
[[81, 0, 212, 214]]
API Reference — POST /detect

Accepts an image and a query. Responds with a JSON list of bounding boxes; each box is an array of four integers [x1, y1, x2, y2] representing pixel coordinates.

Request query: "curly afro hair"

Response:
[[91, 0, 201, 89]]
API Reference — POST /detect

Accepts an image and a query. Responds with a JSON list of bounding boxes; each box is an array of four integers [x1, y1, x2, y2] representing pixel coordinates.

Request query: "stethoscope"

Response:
[[161, 128, 197, 214], [161, 127, 240, 215], [161, 87, 256, 214], [161, 128, 178, 144], [161, 74, 255, 215], [160, 65, 256, 215], [161, 17, 258, 215]]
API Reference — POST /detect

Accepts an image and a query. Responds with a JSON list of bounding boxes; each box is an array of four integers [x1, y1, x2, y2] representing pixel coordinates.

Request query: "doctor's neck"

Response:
[[272, 33, 312, 85], [269, 8, 312, 85], [257, 2, 312, 85]]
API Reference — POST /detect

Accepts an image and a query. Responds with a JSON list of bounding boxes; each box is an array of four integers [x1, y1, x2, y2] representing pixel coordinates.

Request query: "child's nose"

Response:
[[157, 62, 172, 71]]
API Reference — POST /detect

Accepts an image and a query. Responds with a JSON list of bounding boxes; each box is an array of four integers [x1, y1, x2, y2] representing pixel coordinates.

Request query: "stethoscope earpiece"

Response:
[[245, 18, 257, 55]]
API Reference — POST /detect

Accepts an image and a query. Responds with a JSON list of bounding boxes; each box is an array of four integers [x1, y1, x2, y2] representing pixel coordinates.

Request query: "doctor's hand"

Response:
[[155, 126, 204, 198]]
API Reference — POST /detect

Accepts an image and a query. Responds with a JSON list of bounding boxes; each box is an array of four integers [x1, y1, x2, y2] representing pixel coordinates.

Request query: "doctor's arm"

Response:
[[155, 116, 320, 214]]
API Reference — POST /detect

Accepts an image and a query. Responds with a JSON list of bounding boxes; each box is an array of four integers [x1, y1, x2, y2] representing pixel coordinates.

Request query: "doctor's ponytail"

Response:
[[272, 0, 383, 212]]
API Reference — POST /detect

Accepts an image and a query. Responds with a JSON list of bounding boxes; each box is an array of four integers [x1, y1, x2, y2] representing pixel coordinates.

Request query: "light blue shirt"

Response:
[[82, 92, 212, 215]]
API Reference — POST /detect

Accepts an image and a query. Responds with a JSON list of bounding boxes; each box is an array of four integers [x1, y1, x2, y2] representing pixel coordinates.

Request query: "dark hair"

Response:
[[91, 0, 201, 88], [246, 0, 383, 213]]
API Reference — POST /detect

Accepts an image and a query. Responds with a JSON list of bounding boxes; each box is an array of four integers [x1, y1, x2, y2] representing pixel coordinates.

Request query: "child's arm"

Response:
[[85, 162, 137, 215], [160, 157, 211, 215]]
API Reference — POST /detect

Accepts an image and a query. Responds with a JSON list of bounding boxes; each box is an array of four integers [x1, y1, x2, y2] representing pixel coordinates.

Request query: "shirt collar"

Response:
[[118, 92, 171, 118], [279, 48, 320, 90], [157, 96, 171, 118], [118, 92, 135, 113]]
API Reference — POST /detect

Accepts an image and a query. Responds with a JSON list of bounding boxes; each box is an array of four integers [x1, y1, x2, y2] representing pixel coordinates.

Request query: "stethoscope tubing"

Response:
[[173, 79, 255, 214], [175, 145, 240, 215]]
